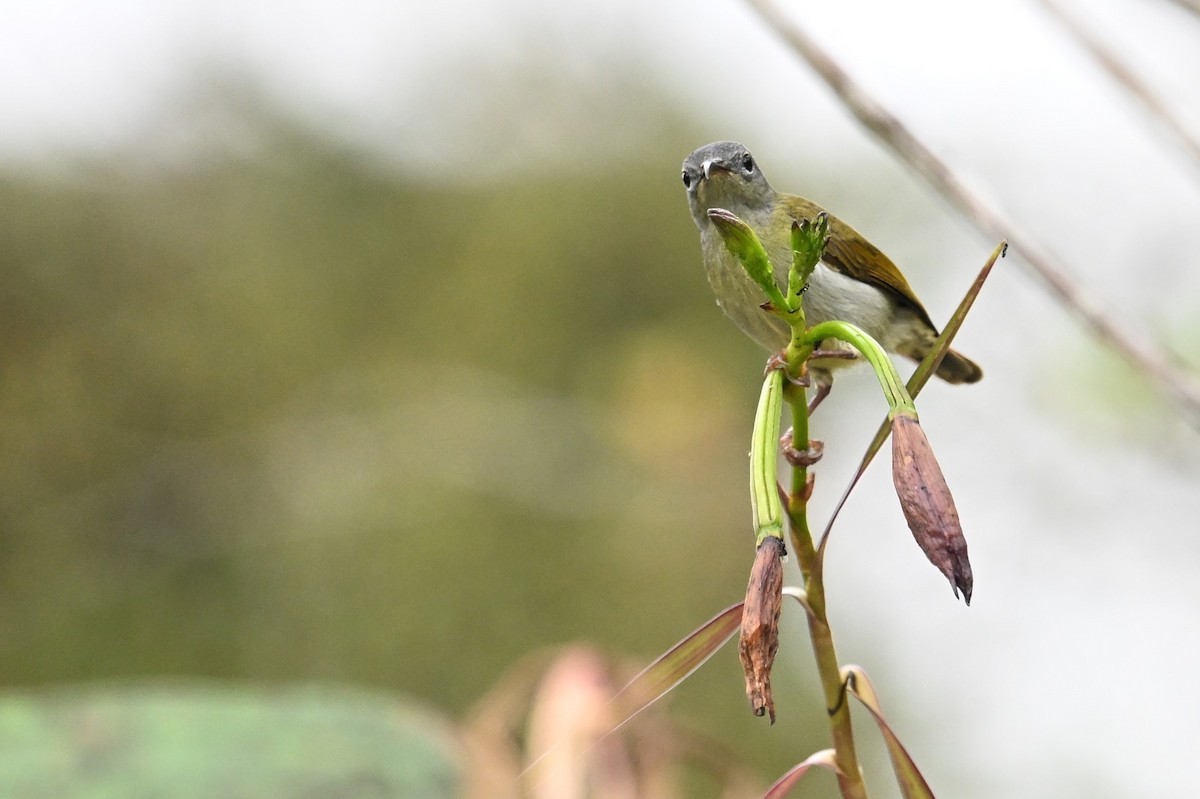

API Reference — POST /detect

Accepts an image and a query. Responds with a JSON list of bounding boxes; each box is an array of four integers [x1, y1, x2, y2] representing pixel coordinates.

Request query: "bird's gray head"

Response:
[[681, 141, 775, 230]]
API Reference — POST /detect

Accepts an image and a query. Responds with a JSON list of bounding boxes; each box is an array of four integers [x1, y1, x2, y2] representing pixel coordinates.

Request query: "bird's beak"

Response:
[[701, 158, 730, 180]]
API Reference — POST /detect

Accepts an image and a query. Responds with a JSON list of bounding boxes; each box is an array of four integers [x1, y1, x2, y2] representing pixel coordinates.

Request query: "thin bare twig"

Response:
[[1162, 0, 1200, 20], [1040, 0, 1200, 178], [746, 0, 1200, 430]]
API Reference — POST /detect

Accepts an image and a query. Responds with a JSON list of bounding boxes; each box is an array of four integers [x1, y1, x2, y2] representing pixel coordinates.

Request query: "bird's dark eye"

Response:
[[741, 153, 755, 172], [682, 171, 692, 188]]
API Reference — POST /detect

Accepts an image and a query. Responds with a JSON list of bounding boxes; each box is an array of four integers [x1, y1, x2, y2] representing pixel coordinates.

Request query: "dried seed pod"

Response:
[[739, 536, 786, 722], [891, 414, 973, 604]]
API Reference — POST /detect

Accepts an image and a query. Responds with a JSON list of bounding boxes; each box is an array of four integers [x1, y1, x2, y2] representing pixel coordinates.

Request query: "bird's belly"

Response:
[[702, 238, 909, 358], [803, 261, 896, 343], [702, 237, 792, 350]]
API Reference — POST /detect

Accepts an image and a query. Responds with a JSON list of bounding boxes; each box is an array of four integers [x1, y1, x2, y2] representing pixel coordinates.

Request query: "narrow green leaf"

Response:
[[762, 748, 841, 798], [816, 241, 1005, 549], [706, 208, 789, 310], [906, 240, 1006, 400], [841, 665, 936, 799], [607, 602, 743, 731]]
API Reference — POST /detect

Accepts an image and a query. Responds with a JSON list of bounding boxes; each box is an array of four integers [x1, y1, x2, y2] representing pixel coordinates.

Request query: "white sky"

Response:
[[3, 0, 1200, 796]]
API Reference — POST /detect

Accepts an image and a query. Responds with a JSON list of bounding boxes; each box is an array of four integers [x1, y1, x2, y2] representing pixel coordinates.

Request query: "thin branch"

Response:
[[1161, 0, 1200, 20], [745, 0, 1200, 430], [1040, 0, 1200, 178]]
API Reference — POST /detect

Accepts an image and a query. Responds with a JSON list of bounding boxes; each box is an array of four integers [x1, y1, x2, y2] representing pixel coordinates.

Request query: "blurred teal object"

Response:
[[0, 683, 461, 799]]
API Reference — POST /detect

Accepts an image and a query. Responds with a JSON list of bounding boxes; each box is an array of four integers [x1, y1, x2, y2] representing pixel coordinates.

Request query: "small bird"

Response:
[[682, 141, 981, 406]]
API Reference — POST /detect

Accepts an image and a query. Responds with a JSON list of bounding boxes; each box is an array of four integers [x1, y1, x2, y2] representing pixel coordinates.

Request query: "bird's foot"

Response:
[[809, 348, 858, 361], [807, 383, 832, 415]]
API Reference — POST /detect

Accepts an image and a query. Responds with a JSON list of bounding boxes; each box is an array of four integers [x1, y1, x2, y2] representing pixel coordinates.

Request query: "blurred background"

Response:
[[1, 0, 1198, 796]]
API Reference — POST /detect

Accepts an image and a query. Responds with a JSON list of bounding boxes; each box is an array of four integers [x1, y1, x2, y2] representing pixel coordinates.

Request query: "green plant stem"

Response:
[[803, 320, 916, 417], [781, 350, 868, 799], [784, 382, 816, 579], [718, 208, 869, 796]]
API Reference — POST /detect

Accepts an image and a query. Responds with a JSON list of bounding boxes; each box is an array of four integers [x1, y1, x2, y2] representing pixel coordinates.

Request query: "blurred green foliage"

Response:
[[0, 80, 847, 792], [0, 684, 460, 798]]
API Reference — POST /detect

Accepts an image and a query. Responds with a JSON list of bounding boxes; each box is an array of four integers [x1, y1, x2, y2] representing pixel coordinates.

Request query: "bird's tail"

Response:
[[935, 350, 983, 384]]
